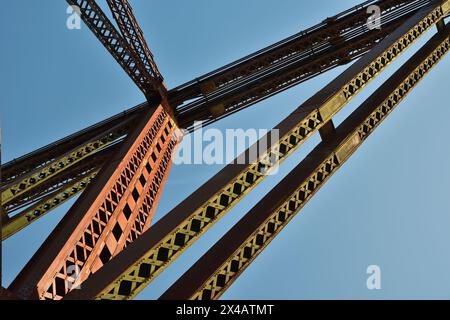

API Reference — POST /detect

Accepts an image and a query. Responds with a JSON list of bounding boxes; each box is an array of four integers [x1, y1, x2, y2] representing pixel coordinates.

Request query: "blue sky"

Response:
[[1, 0, 450, 299]]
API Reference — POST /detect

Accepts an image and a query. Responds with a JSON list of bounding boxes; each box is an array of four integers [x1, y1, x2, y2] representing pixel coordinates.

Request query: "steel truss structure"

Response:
[[1, 0, 449, 300]]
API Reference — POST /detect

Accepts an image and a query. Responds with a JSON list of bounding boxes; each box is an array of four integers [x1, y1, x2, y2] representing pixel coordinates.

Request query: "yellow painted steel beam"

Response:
[[0, 124, 128, 206], [2, 169, 100, 241], [442, 0, 450, 13], [65, 1, 449, 300], [161, 23, 450, 300]]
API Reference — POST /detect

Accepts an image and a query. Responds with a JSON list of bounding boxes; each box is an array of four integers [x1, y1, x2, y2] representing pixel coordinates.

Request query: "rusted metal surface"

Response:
[[8, 104, 180, 300], [2, 169, 100, 241], [0, 122, 130, 208]]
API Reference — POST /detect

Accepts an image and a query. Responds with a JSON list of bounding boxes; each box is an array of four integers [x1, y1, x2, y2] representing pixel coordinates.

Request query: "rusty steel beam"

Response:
[[2, 145, 121, 241], [63, 1, 448, 300], [9, 103, 180, 300], [160, 22, 450, 300]]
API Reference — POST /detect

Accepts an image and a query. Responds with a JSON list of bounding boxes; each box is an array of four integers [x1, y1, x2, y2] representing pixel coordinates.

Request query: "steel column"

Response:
[[9, 104, 180, 300]]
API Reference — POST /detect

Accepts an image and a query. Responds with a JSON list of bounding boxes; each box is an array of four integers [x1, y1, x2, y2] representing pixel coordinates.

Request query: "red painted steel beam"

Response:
[[8, 103, 180, 300]]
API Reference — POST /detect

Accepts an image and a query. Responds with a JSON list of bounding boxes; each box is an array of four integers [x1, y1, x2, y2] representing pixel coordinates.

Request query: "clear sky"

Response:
[[1, 0, 450, 300]]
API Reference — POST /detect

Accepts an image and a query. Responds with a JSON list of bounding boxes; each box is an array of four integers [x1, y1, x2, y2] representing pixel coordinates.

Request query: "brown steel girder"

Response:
[[8, 104, 180, 300]]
